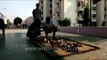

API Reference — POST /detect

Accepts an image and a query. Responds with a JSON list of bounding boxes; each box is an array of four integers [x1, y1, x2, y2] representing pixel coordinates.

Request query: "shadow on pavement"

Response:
[[0, 33, 64, 60], [0, 34, 5, 43]]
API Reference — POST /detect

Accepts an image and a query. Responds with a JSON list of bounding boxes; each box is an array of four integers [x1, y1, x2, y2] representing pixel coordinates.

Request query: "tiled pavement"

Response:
[[0, 29, 107, 60], [53, 32, 107, 60], [0, 29, 50, 60]]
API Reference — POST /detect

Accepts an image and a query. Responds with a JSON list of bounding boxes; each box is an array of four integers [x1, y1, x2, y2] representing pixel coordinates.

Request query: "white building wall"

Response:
[[64, 0, 77, 26], [96, 0, 105, 27], [0, 13, 7, 24], [106, 1, 107, 26], [26, 16, 33, 27], [52, 0, 59, 26], [42, 0, 47, 22]]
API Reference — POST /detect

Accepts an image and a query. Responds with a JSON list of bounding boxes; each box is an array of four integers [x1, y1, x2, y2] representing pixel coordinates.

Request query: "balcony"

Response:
[[77, 6, 84, 11]]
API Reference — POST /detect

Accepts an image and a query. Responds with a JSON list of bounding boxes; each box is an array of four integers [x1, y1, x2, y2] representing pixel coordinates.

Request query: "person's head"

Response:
[[36, 3, 39, 8], [0, 18, 4, 21], [46, 17, 50, 24], [0, 18, 4, 24]]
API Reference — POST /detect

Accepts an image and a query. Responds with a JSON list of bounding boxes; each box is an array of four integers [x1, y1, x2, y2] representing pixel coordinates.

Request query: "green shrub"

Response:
[[62, 18, 71, 26]]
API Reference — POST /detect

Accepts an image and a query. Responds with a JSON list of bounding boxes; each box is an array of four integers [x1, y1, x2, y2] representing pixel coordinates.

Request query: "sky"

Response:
[[0, 0, 38, 22]]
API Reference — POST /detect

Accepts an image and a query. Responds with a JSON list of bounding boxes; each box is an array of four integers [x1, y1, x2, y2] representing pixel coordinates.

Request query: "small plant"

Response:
[[62, 18, 71, 26]]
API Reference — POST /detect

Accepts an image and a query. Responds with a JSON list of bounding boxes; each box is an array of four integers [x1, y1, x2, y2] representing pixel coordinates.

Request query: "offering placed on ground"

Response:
[[32, 37, 100, 58]]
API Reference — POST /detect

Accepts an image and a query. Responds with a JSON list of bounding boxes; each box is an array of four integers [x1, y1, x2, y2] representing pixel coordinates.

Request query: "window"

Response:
[[59, 0, 61, 2], [40, 1, 43, 4], [104, 14, 106, 18], [49, 0, 52, 2], [93, 14, 96, 18], [50, 10, 52, 14], [78, 11, 83, 15], [77, 2, 80, 7], [104, 7, 106, 11], [93, 7, 96, 10], [56, 3, 60, 8], [57, 12, 60, 17], [50, 4, 52, 8], [41, 6, 43, 9]]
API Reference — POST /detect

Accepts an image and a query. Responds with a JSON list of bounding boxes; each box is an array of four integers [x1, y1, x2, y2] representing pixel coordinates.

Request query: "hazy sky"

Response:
[[0, 0, 38, 22]]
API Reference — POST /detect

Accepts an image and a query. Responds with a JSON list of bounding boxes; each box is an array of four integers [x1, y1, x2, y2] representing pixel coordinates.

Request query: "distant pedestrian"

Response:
[[0, 18, 5, 36]]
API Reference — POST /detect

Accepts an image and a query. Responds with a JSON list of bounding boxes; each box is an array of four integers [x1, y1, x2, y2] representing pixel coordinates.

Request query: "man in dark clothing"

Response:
[[42, 17, 57, 39], [0, 18, 5, 36], [32, 3, 42, 21], [32, 3, 42, 36], [27, 20, 40, 40]]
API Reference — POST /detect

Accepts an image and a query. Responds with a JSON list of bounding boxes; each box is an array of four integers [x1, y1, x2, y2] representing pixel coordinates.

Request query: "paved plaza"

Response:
[[0, 29, 107, 60]]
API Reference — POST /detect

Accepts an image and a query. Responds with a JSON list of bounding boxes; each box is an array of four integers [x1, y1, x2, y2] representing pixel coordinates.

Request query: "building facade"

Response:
[[77, 0, 90, 26], [26, 16, 33, 27], [0, 13, 5, 20], [91, 0, 107, 27], [0, 12, 6, 24], [39, 0, 90, 26], [39, 0, 107, 27], [77, 0, 107, 27], [39, 0, 64, 26], [64, 0, 77, 26]]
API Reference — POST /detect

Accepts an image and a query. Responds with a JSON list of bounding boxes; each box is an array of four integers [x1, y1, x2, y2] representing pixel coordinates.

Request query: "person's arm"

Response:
[[32, 9, 34, 15], [32, 9, 35, 20]]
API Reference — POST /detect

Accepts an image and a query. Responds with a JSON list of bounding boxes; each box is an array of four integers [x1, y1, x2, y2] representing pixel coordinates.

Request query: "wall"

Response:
[[64, 0, 77, 26], [60, 27, 107, 37]]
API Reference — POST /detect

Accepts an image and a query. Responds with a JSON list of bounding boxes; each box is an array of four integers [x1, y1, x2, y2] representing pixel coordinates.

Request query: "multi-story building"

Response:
[[39, 0, 78, 26], [39, 0, 107, 27], [64, 0, 77, 26], [39, 0, 64, 26], [0, 12, 6, 24], [26, 16, 33, 27], [39, 0, 89, 26], [77, 0, 90, 26], [0, 13, 5, 20], [91, 4, 96, 26], [91, 0, 107, 26]]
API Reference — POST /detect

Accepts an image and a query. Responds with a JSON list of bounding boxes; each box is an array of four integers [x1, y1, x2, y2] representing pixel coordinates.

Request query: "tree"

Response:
[[14, 17, 22, 27], [62, 18, 71, 26], [7, 19, 12, 28], [83, 6, 91, 26]]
